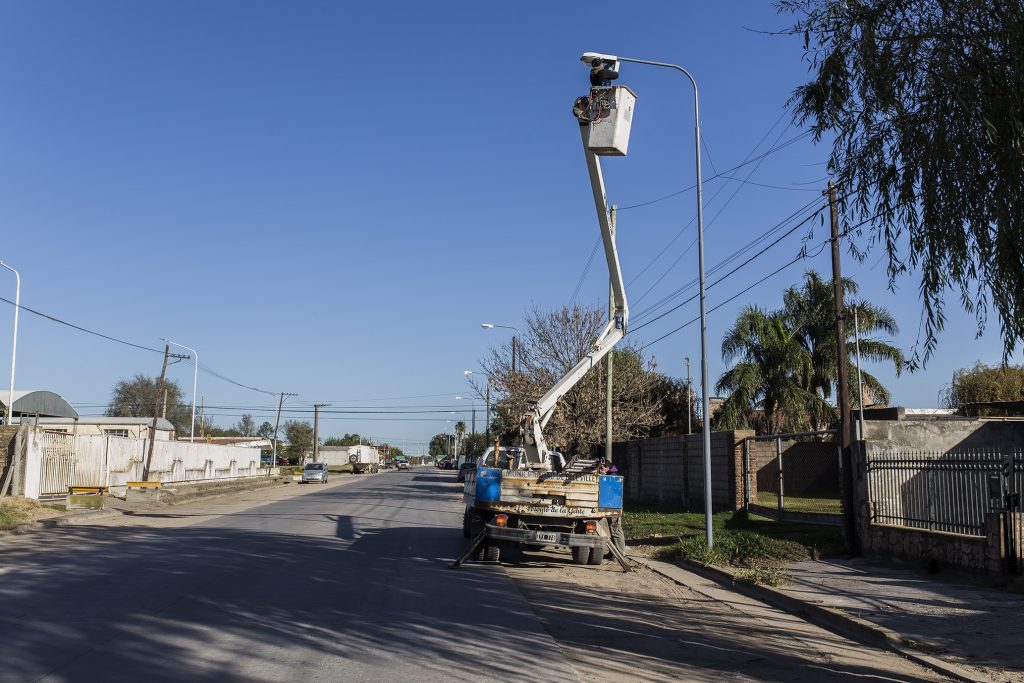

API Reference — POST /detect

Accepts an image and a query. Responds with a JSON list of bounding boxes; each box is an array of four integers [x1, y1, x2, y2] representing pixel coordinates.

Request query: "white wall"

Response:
[[27, 429, 266, 498]]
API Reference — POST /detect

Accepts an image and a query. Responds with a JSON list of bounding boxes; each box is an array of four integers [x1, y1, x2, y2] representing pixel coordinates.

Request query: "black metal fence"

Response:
[[866, 450, 1022, 542]]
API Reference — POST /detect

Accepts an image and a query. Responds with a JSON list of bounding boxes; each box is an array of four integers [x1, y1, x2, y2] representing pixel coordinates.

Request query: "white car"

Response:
[[301, 462, 329, 484]]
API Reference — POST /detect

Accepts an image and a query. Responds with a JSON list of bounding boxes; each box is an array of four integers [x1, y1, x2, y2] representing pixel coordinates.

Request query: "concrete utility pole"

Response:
[[828, 181, 858, 553], [144, 344, 187, 480], [605, 205, 617, 462], [0, 261, 19, 427], [312, 403, 329, 462], [685, 357, 692, 435]]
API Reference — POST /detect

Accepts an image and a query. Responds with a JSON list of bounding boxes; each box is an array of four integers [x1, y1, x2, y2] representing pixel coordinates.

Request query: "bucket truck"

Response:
[[452, 62, 636, 570]]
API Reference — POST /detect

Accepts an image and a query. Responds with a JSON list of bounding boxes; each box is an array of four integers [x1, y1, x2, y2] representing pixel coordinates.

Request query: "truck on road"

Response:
[[454, 63, 633, 570], [347, 445, 380, 474]]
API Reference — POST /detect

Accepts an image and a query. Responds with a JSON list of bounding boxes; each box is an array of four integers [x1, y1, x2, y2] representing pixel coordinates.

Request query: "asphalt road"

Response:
[[0, 468, 576, 682], [0, 467, 946, 682]]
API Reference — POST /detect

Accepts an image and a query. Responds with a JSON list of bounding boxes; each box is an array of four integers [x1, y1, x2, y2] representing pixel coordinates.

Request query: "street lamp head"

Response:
[[480, 323, 494, 329], [581, 52, 619, 66], [464, 370, 473, 376], [455, 395, 462, 400]]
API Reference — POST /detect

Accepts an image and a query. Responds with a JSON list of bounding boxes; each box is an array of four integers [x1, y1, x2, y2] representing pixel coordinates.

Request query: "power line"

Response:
[[0, 296, 164, 354], [616, 130, 813, 212], [635, 208, 887, 351], [630, 198, 825, 328], [625, 112, 796, 298], [639, 241, 829, 351]]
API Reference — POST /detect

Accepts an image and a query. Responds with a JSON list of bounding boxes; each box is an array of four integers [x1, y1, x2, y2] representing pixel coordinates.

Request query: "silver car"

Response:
[[301, 462, 329, 484]]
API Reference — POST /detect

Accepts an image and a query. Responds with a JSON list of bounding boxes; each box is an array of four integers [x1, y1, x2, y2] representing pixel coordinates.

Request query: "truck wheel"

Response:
[[571, 546, 589, 565], [462, 507, 471, 539], [483, 544, 500, 562], [587, 545, 604, 566]]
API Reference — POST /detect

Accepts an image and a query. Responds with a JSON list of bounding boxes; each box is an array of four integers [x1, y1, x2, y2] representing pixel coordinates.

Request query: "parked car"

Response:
[[396, 460, 410, 471], [456, 457, 476, 483], [301, 462, 329, 484]]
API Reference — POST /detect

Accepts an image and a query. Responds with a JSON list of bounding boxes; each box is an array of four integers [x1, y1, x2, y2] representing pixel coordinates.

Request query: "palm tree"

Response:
[[715, 306, 833, 433], [783, 270, 904, 417]]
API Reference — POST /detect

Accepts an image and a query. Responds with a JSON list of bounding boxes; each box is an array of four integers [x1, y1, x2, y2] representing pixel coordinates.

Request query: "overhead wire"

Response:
[[629, 119, 798, 308], [0, 296, 164, 354]]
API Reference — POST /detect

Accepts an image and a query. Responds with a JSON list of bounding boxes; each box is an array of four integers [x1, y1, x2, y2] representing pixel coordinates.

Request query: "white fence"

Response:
[[26, 430, 267, 498]]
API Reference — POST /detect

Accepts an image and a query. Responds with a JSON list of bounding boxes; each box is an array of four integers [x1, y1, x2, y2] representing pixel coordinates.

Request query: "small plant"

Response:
[[735, 566, 788, 587]]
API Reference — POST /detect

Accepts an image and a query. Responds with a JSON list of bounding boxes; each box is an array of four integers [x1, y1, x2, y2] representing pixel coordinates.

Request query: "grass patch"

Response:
[[0, 497, 66, 530], [623, 504, 844, 571], [754, 491, 841, 515], [42, 503, 67, 512]]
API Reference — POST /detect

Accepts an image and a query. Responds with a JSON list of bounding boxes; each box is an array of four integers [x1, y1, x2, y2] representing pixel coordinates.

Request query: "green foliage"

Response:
[[647, 375, 700, 437], [941, 362, 1024, 415], [781, 0, 1024, 361], [283, 420, 313, 461], [257, 421, 275, 439], [429, 432, 452, 457], [715, 270, 903, 433], [106, 374, 191, 434], [323, 433, 367, 447], [622, 505, 842, 568]]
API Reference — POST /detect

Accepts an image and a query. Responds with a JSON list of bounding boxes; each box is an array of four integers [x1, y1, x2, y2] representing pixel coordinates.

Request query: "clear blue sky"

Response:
[[0, 2, 1013, 452]]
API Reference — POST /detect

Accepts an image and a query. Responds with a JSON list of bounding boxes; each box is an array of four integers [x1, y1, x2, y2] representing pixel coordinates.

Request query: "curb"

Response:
[[631, 554, 988, 683]]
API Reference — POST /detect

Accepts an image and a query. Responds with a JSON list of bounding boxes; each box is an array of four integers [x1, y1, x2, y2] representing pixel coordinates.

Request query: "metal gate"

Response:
[[39, 432, 76, 496], [1003, 453, 1023, 576]]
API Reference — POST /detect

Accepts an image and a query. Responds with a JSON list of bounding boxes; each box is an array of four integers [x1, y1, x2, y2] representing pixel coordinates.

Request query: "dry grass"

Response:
[[0, 497, 66, 530]]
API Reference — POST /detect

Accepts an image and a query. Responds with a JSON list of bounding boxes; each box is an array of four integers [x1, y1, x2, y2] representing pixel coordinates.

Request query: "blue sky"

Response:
[[0, 2, 1013, 452]]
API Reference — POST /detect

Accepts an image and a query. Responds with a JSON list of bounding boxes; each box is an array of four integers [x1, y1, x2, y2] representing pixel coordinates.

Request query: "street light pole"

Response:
[[0, 261, 19, 427], [481, 323, 521, 373], [163, 339, 198, 442], [583, 52, 712, 547]]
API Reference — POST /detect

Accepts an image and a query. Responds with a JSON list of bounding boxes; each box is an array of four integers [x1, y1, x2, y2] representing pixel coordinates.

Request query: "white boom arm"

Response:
[[520, 120, 629, 468]]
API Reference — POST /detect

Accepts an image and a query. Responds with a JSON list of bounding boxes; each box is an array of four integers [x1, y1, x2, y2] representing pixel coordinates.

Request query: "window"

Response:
[[104, 429, 129, 438]]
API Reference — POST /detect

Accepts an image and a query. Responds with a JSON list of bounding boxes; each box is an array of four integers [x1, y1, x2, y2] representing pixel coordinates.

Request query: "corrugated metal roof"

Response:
[[0, 390, 79, 418], [33, 416, 175, 430]]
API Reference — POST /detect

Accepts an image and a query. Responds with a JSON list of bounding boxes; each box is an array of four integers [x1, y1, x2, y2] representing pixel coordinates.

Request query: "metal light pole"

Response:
[[582, 52, 712, 547], [163, 339, 198, 442], [465, 370, 493, 446], [854, 308, 865, 441], [0, 261, 19, 427], [685, 356, 692, 435], [481, 323, 521, 373]]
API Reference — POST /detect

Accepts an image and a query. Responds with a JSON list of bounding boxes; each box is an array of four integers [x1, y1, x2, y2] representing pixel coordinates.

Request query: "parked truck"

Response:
[[348, 445, 380, 474], [453, 61, 634, 570]]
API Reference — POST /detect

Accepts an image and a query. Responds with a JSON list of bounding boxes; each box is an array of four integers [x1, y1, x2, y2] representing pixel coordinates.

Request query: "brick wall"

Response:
[[747, 438, 839, 498]]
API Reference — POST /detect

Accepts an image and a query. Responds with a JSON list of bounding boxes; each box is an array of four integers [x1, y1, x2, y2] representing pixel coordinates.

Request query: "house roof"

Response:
[[33, 416, 176, 430], [1, 390, 79, 419]]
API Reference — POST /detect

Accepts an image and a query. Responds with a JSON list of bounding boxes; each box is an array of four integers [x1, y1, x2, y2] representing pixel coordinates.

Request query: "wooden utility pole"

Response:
[[312, 403, 329, 462], [605, 205, 616, 462], [828, 181, 858, 553], [143, 344, 171, 481]]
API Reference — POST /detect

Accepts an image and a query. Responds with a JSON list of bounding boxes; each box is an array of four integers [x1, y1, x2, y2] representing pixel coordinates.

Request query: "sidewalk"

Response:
[[777, 558, 1024, 682]]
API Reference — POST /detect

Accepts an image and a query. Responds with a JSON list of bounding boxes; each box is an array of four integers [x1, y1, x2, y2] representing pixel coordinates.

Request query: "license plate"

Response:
[[535, 532, 558, 543]]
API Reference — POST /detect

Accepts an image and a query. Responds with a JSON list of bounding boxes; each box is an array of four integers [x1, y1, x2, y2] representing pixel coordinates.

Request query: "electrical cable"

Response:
[[0, 296, 164, 354], [630, 198, 825, 327]]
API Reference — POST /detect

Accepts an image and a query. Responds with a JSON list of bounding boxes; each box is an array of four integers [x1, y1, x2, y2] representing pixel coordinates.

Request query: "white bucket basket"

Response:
[[586, 85, 637, 156]]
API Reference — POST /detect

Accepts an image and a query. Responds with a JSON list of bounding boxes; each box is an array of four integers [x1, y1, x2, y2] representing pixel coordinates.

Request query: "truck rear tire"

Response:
[[462, 507, 471, 539], [483, 544, 500, 562], [571, 546, 590, 565], [587, 545, 604, 565]]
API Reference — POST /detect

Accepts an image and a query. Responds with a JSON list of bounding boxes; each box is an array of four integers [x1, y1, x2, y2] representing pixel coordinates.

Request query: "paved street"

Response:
[[1, 468, 946, 682]]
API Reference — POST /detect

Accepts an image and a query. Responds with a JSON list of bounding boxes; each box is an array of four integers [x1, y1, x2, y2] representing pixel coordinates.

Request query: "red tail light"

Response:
[[584, 520, 598, 534], [494, 514, 508, 527]]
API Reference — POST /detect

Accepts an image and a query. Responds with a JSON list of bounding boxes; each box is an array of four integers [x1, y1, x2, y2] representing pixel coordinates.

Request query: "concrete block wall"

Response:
[[609, 430, 751, 510]]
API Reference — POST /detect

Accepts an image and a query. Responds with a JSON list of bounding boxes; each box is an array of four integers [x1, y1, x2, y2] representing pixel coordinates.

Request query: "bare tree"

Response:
[[480, 304, 663, 456]]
